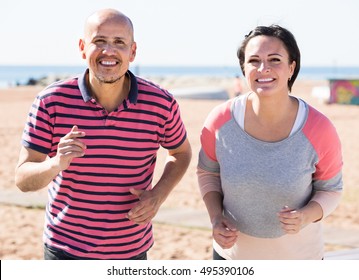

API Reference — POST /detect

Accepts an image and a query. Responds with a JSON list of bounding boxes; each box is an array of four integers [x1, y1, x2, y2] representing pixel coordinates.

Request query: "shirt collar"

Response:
[[78, 69, 138, 104]]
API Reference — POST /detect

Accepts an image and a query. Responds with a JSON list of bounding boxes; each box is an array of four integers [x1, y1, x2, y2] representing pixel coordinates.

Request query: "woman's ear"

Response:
[[289, 60, 296, 77]]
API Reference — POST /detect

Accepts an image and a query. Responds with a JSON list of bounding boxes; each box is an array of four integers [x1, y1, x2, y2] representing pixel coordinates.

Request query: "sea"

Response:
[[1, 64, 359, 88]]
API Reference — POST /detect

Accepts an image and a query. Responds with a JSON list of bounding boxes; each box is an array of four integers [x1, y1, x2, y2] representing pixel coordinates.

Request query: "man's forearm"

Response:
[[15, 158, 61, 192]]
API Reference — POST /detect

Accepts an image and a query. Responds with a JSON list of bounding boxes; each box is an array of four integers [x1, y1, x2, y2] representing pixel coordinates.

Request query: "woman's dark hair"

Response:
[[237, 25, 301, 92]]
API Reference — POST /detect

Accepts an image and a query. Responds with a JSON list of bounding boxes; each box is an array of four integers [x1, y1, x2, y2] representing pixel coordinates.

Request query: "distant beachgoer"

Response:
[[15, 8, 192, 260], [197, 25, 343, 259]]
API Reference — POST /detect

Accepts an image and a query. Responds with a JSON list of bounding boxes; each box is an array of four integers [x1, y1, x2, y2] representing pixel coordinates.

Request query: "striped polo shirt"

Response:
[[22, 69, 187, 259]]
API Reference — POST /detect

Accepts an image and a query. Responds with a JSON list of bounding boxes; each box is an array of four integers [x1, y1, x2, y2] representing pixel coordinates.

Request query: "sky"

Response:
[[1, 0, 358, 67]]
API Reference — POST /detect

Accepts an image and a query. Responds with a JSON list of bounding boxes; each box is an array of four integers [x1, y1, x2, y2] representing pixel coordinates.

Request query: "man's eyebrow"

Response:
[[93, 35, 126, 40]]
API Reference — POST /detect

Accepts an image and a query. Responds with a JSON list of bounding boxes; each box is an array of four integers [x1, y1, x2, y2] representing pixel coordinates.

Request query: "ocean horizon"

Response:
[[1, 64, 359, 88]]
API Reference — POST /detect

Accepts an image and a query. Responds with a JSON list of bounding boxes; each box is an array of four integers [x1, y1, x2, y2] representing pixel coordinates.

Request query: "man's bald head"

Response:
[[84, 9, 134, 42]]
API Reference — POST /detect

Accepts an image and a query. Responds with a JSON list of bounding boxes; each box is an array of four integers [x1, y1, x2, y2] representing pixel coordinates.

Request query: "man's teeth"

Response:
[[101, 61, 116, 65]]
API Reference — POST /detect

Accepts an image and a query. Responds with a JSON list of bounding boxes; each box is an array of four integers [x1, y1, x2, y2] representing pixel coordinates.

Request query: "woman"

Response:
[[197, 25, 343, 260]]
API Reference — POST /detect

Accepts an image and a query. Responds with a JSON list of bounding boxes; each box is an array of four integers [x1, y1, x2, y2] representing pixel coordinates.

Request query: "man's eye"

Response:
[[94, 39, 106, 44]]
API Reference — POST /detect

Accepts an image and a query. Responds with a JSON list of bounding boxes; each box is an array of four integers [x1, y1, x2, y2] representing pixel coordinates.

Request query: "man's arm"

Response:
[[15, 146, 58, 192], [15, 125, 86, 192]]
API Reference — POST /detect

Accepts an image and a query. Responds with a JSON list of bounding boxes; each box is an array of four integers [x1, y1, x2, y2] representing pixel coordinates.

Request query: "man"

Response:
[[15, 9, 192, 260]]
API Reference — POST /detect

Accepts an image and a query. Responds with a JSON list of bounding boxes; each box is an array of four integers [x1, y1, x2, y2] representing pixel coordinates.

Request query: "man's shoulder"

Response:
[[38, 76, 81, 100], [136, 76, 174, 101]]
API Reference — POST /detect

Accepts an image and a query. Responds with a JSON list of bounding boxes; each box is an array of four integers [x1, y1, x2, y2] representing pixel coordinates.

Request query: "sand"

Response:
[[1, 77, 359, 260]]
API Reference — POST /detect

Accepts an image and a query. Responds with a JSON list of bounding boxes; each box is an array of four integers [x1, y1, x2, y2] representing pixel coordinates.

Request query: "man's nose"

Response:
[[101, 43, 116, 54]]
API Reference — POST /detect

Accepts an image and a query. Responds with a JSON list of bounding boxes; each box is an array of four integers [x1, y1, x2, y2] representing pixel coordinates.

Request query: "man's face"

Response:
[[79, 17, 136, 84]]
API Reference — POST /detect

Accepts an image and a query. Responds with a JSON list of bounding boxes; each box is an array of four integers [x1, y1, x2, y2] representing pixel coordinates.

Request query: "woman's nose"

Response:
[[258, 62, 270, 72]]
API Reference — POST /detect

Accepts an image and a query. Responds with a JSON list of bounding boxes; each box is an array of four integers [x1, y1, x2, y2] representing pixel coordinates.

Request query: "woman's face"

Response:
[[243, 35, 295, 96]]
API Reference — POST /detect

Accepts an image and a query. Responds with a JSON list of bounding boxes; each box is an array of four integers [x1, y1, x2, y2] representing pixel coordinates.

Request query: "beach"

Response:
[[1, 77, 359, 260]]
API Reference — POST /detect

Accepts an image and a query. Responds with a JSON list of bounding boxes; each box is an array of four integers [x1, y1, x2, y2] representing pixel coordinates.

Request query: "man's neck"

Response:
[[87, 72, 130, 112]]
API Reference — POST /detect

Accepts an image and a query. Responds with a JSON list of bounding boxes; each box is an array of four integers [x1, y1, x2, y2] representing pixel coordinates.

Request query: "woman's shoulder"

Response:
[[204, 98, 236, 128], [302, 103, 341, 149], [305, 104, 335, 129]]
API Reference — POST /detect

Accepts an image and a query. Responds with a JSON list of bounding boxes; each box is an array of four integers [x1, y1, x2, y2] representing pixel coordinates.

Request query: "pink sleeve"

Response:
[[197, 100, 233, 198], [200, 100, 233, 162], [303, 106, 343, 219], [302, 106, 343, 181]]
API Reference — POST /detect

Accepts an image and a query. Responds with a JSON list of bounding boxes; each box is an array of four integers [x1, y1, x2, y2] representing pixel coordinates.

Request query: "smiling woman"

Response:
[[197, 24, 343, 260]]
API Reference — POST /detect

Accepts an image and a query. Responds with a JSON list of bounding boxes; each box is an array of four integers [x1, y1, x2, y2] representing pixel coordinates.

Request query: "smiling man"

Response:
[[80, 10, 136, 106], [15, 9, 192, 260]]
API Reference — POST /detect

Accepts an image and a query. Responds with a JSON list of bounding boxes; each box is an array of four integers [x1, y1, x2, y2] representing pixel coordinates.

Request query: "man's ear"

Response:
[[130, 42, 137, 62], [79, 39, 86, 59]]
